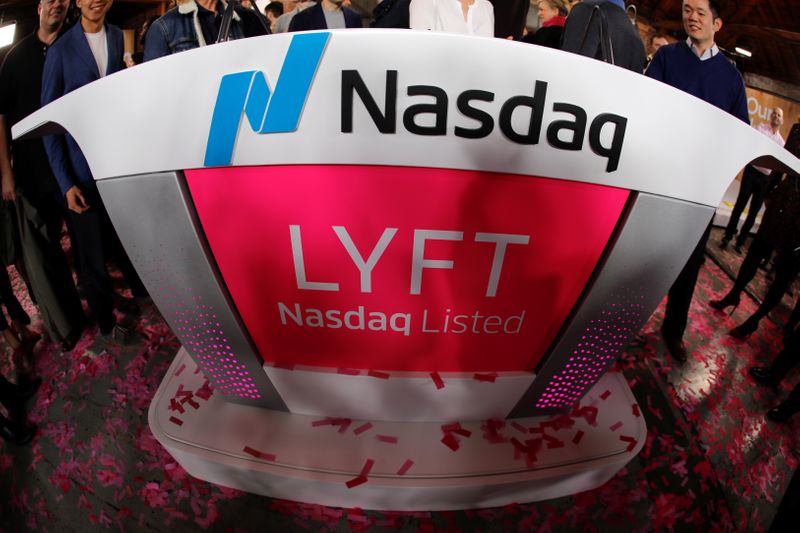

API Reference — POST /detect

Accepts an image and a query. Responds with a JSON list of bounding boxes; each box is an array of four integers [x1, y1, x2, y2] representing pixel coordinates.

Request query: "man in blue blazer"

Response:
[[42, 0, 147, 342], [288, 0, 362, 31]]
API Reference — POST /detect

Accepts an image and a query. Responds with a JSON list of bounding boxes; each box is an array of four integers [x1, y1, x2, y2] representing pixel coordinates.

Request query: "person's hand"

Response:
[[1, 171, 15, 202], [66, 185, 90, 214]]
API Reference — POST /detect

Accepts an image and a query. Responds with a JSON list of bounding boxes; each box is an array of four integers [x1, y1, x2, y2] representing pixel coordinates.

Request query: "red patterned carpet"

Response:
[[0, 228, 798, 531]]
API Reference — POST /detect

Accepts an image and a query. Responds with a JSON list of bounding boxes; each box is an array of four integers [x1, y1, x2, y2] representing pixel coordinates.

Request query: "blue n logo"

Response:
[[204, 32, 330, 167]]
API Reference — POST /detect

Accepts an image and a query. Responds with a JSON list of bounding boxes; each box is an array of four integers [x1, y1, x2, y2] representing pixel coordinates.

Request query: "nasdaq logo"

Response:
[[204, 32, 329, 167]]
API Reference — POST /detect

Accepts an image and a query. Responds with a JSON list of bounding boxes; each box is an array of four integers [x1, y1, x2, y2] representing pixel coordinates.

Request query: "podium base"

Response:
[[149, 348, 646, 511]]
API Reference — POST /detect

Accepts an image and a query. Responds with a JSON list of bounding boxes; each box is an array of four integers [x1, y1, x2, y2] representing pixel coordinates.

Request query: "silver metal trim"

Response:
[[98, 172, 287, 409]]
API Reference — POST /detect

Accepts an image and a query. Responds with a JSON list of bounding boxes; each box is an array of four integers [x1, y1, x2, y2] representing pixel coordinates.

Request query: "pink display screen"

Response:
[[186, 165, 629, 372]]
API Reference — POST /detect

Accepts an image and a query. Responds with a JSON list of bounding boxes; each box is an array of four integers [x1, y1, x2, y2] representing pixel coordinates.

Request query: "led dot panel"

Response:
[[534, 292, 645, 409]]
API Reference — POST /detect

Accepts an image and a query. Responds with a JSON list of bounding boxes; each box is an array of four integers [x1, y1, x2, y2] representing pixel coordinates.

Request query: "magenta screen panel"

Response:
[[186, 165, 629, 373]]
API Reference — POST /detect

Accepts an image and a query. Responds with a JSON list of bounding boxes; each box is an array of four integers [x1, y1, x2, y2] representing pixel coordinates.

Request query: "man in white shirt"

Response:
[[721, 107, 785, 252]]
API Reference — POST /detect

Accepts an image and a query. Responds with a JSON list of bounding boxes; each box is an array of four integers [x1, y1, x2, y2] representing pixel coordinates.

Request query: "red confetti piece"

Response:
[[168, 398, 185, 414], [337, 419, 353, 433], [529, 426, 545, 434], [632, 403, 641, 417], [430, 371, 445, 389], [600, 390, 611, 400], [337, 368, 361, 376], [345, 475, 368, 489], [242, 446, 276, 461], [510, 437, 527, 454], [174, 364, 186, 376], [396, 459, 414, 475], [619, 435, 637, 452], [441, 432, 460, 451], [168, 416, 183, 426], [312, 418, 335, 427], [473, 372, 497, 383], [195, 380, 213, 401], [376, 435, 398, 444], [511, 421, 528, 434], [610, 421, 623, 432], [573, 430, 585, 444], [180, 395, 200, 409], [359, 459, 375, 476], [353, 422, 373, 435], [368, 370, 390, 379], [442, 422, 472, 437]]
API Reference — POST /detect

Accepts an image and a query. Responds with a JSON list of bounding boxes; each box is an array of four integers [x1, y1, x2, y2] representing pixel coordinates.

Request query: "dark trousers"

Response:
[[724, 165, 768, 245], [662, 224, 712, 340], [14, 190, 85, 342], [63, 183, 146, 333], [728, 233, 800, 325], [0, 265, 28, 331]]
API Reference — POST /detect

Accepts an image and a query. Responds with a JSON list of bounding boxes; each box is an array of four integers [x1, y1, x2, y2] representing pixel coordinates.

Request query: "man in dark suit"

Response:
[[42, 0, 147, 342], [288, 0, 362, 32]]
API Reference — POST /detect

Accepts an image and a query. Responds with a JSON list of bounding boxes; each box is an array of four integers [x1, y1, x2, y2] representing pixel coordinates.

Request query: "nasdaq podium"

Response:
[[13, 30, 800, 510]]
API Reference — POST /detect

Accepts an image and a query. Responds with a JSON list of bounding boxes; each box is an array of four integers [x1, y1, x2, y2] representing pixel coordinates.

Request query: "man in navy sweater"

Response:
[[645, 0, 749, 362]]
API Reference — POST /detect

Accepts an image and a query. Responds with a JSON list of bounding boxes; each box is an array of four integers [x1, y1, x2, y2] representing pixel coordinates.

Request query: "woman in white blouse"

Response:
[[409, 0, 495, 37]]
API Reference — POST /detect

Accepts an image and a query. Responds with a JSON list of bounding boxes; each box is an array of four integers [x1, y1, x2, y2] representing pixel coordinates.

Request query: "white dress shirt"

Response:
[[410, 0, 495, 37]]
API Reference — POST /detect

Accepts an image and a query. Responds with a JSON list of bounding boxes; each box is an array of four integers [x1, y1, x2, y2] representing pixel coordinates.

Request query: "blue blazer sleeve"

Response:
[[345, 7, 363, 28], [41, 44, 76, 195], [143, 18, 171, 62]]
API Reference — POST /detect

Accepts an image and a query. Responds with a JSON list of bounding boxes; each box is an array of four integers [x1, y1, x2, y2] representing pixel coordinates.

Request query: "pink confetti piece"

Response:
[[573, 430, 585, 444], [600, 390, 611, 400], [619, 435, 637, 452], [376, 435, 398, 444], [610, 421, 623, 432], [353, 422, 373, 435], [174, 364, 186, 376], [632, 403, 641, 417], [359, 459, 375, 477], [337, 368, 361, 376], [430, 371, 445, 389], [473, 372, 497, 383], [396, 459, 414, 475], [168, 416, 183, 426], [511, 421, 528, 434], [242, 446, 276, 461], [441, 433, 460, 451], [368, 370, 390, 379], [345, 475, 368, 489]]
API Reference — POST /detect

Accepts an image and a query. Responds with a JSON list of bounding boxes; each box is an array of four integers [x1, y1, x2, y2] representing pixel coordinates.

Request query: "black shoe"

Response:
[[102, 324, 136, 346], [61, 327, 83, 352], [709, 293, 740, 314], [749, 366, 779, 388], [720, 235, 732, 249], [731, 317, 759, 340], [734, 241, 744, 254], [0, 418, 36, 445], [661, 328, 687, 362], [767, 404, 796, 423]]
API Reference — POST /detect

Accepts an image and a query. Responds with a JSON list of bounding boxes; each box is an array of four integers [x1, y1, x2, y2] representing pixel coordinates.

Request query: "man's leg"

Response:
[[66, 204, 116, 334], [662, 224, 711, 361], [723, 166, 756, 245], [15, 191, 85, 347], [736, 169, 767, 249]]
